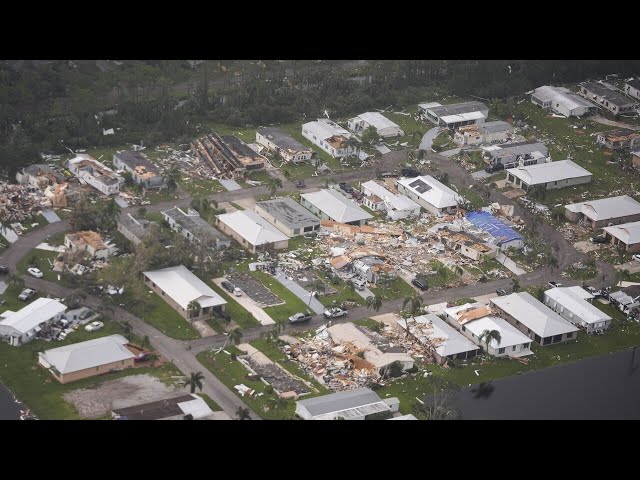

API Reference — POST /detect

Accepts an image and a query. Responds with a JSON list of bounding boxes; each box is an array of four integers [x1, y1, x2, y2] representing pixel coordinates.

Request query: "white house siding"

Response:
[[255, 132, 313, 163], [395, 184, 440, 215], [626, 84, 640, 101], [456, 324, 531, 358], [506, 173, 592, 191], [301, 128, 352, 158], [543, 297, 611, 334]]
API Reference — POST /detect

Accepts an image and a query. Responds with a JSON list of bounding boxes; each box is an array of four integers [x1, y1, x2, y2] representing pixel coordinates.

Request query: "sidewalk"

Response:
[[274, 270, 325, 314]]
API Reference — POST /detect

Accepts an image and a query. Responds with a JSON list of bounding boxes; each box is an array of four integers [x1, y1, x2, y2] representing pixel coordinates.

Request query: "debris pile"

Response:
[[0, 182, 41, 222]]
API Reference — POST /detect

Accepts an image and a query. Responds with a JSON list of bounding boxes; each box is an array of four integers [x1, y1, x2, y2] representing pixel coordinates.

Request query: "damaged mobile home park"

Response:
[[3, 60, 640, 421]]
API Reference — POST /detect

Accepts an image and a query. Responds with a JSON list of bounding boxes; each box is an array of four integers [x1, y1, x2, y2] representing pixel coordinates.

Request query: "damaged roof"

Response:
[[352, 112, 401, 130], [0, 298, 67, 335], [255, 197, 320, 230], [257, 127, 311, 154], [296, 387, 388, 418], [581, 81, 637, 107], [398, 314, 478, 357], [114, 151, 161, 176]]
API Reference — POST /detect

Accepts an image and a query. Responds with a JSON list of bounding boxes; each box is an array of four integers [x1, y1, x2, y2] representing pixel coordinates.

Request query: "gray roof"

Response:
[[508, 160, 592, 186], [489, 141, 549, 159], [118, 214, 154, 240], [257, 127, 310, 153], [162, 207, 229, 243], [532, 86, 596, 111], [114, 151, 161, 175], [603, 221, 640, 245], [627, 79, 640, 90], [428, 101, 488, 117], [39, 334, 134, 374], [478, 121, 513, 134], [22, 164, 64, 182], [581, 82, 636, 107], [398, 314, 478, 357], [297, 387, 387, 418], [565, 195, 640, 222], [301, 189, 372, 223], [222, 135, 266, 162], [255, 197, 320, 230], [111, 394, 213, 420], [0, 298, 67, 335]]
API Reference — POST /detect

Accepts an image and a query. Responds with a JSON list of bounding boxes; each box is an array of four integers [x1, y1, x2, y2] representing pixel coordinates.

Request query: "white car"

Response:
[[633, 254, 640, 262], [85, 321, 104, 332], [323, 307, 348, 319], [27, 267, 43, 278], [233, 287, 243, 297]]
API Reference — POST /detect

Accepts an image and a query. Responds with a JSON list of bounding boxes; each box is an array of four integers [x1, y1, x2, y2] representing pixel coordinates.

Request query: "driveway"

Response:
[[213, 278, 275, 326], [419, 127, 441, 150], [590, 115, 640, 131], [274, 269, 325, 314], [440, 148, 462, 157], [471, 170, 491, 180], [615, 260, 640, 274]]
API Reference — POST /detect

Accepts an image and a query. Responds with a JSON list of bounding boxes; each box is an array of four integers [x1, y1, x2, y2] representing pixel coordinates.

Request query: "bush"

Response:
[[264, 385, 274, 394], [230, 352, 237, 361]]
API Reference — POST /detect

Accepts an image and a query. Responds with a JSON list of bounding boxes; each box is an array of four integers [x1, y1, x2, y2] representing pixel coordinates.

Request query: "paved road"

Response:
[[439, 148, 462, 157], [0, 220, 70, 269], [590, 115, 640, 131], [419, 127, 441, 150]]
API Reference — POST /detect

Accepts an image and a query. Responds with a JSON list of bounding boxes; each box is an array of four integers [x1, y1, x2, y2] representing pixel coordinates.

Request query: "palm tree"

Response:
[[306, 280, 326, 306], [166, 166, 181, 192], [236, 407, 251, 420], [365, 294, 383, 313], [478, 329, 502, 355], [402, 294, 424, 336], [182, 371, 205, 393], [190, 196, 209, 214], [345, 136, 361, 159], [511, 278, 520, 292], [547, 256, 559, 273], [228, 327, 243, 345], [187, 300, 201, 319], [265, 176, 283, 197]]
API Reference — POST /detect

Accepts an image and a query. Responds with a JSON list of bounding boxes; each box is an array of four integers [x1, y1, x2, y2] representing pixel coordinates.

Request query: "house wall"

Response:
[[254, 204, 319, 237], [216, 218, 289, 253], [605, 234, 640, 253], [143, 277, 220, 321], [592, 213, 640, 230], [455, 323, 530, 358], [626, 84, 640, 100], [492, 306, 576, 346], [506, 173, 591, 191], [543, 295, 612, 333], [255, 132, 312, 163], [42, 356, 135, 384], [580, 86, 637, 115], [301, 128, 353, 159], [395, 183, 442, 215], [113, 156, 165, 189], [0, 313, 65, 346]]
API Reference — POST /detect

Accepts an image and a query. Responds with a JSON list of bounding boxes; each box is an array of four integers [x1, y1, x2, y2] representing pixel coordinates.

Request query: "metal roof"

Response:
[[361, 181, 420, 213], [544, 287, 611, 326], [397, 175, 463, 209], [581, 81, 637, 107], [143, 265, 227, 310], [508, 160, 592, 186], [399, 314, 478, 357], [465, 211, 522, 245], [0, 298, 67, 334], [114, 151, 161, 175], [353, 112, 401, 131], [627, 79, 640, 90], [301, 189, 372, 223], [478, 121, 513, 134], [428, 101, 488, 118], [302, 119, 351, 141], [565, 195, 640, 222], [603, 221, 640, 245], [487, 141, 549, 159], [491, 292, 579, 338], [39, 334, 134, 374], [296, 387, 389, 418], [255, 197, 320, 230], [162, 207, 229, 243], [257, 127, 310, 153], [388, 414, 418, 420], [532, 86, 596, 111], [217, 210, 289, 246]]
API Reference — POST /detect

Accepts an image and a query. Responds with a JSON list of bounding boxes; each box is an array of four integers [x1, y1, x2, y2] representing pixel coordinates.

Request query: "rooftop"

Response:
[[221, 135, 267, 165], [65, 230, 108, 251], [352, 112, 401, 131], [603, 221, 640, 245], [581, 82, 637, 107], [68, 154, 121, 186], [627, 79, 640, 90], [565, 195, 640, 222], [22, 164, 64, 182], [112, 394, 213, 420], [361, 180, 421, 212], [39, 334, 134, 374], [597, 128, 640, 142], [217, 209, 289, 246], [257, 127, 310, 153], [426, 101, 488, 118], [532, 86, 596, 111], [491, 292, 579, 338], [162, 207, 229, 243], [397, 175, 463, 209], [143, 265, 227, 310], [465, 211, 523, 246], [0, 298, 67, 335], [296, 387, 390, 418], [545, 287, 611, 326], [301, 189, 372, 223], [114, 150, 161, 178], [118, 214, 153, 240], [487, 141, 549, 159], [508, 159, 592, 185], [302, 119, 351, 142], [255, 197, 320, 230], [398, 314, 478, 357]]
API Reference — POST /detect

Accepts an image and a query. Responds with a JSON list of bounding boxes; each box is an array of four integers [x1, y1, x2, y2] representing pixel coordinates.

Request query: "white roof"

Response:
[[544, 287, 611, 326], [508, 160, 592, 186], [565, 195, 640, 222], [491, 292, 578, 338], [464, 315, 533, 349], [533, 86, 596, 111], [388, 414, 418, 420], [297, 387, 389, 419], [361, 181, 420, 212], [178, 395, 215, 419], [143, 265, 227, 310], [354, 112, 400, 131], [397, 175, 463, 209], [603, 221, 640, 245], [0, 298, 66, 334], [39, 334, 134, 374], [418, 102, 443, 109], [302, 189, 373, 223], [440, 111, 486, 124], [302, 119, 351, 141], [398, 314, 478, 357], [217, 210, 288, 246]]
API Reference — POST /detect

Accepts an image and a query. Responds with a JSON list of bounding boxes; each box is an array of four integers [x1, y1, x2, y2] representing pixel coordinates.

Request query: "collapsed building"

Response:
[[113, 151, 165, 189], [15, 164, 65, 189], [67, 154, 123, 195], [190, 131, 266, 179]]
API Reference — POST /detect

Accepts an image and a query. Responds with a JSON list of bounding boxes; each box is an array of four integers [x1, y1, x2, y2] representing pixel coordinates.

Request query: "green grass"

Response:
[[197, 394, 222, 411], [0, 284, 44, 315], [144, 212, 165, 224], [563, 264, 598, 280], [455, 185, 486, 210], [280, 162, 318, 181], [319, 285, 364, 307], [452, 297, 476, 306], [230, 202, 245, 211], [371, 277, 417, 301], [14, 214, 49, 234], [246, 170, 273, 183], [145, 188, 181, 204], [432, 131, 455, 151], [425, 260, 460, 288], [179, 176, 226, 195], [0, 321, 182, 419], [16, 249, 63, 283], [353, 318, 384, 332], [250, 270, 309, 323], [208, 282, 260, 329]]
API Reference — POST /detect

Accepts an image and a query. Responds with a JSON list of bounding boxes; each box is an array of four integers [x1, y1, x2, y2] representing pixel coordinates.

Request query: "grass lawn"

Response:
[[198, 394, 222, 411], [319, 285, 364, 308], [230, 202, 245, 211], [425, 260, 460, 288], [197, 346, 297, 419], [145, 188, 181, 204], [353, 318, 384, 332], [144, 212, 166, 224], [371, 277, 417, 301], [563, 262, 598, 280], [454, 184, 486, 210], [250, 270, 309, 323], [432, 131, 456, 151], [0, 321, 182, 419], [0, 284, 44, 314], [246, 170, 273, 183], [16, 249, 63, 283], [180, 176, 226, 196], [378, 301, 640, 415], [15, 214, 49, 235], [208, 282, 260, 329], [280, 162, 318, 181]]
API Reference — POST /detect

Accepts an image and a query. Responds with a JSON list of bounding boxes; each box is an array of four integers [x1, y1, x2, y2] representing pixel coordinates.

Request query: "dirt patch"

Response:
[[63, 374, 183, 419], [574, 241, 602, 253]]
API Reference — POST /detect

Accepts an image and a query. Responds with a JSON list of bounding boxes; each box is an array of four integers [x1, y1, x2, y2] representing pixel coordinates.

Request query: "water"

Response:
[[454, 348, 640, 420], [0, 382, 22, 420]]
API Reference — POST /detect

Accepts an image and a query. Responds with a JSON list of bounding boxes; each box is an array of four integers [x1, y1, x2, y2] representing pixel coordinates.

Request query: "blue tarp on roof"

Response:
[[466, 211, 522, 246]]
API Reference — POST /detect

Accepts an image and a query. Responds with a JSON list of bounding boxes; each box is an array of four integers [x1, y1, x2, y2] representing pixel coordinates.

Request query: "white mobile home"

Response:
[[544, 286, 612, 333], [506, 160, 592, 191], [347, 112, 404, 138]]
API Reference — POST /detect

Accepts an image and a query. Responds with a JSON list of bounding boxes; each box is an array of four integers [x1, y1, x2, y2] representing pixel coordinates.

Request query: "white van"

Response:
[[353, 278, 367, 291]]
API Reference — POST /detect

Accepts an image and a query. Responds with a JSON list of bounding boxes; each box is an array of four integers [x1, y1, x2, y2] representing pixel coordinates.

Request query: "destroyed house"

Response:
[[435, 227, 497, 260], [453, 121, 513, 146], [255, 127, 313, 163], [162, 206, 231, 249], [254, 197, 320, 237], [112, 394, 214, 420], [544, 286, 612, 333], [360, 180, 421, 220], [465, 211, 523, 250], [67, 154, 123, 195], [117, 214, 156, 245], [347, 112, 404, 138], [64, 231, 112, 259], [483, 141, 549, 167], [0, 298, 67, 347], [418, 101, 488, 129], [531, 86, 597, 118], [191, 132, 266, 178], [295, 387, 400, 420], [396, 175, 463, 215], [626, 79, 640, 101], [113, 151, 165, 188], [490, 292, 579, 346], [602, 220, 640, 253], [301, 189, 372, 225], [397, 314, 479, 365], [579, 82, 637, 115], [564, 195, 640, 230], [596, 129, 640, 151], [216, 210, 289, 253], [505, 159, 592, 191], [301, 119, 354, 158], [16, 164, 64, 188]]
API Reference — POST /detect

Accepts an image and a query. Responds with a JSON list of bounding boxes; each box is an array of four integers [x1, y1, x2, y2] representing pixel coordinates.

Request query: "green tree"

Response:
[[511, 278, 520, 292], [345, 135, 361, 158], [478, 329, 502, 354], [228, 327, 243, 345], [267, 396, 287, 411], [365, 294, 383, 313], [182, 371, 205, 393], [547, 256, 559, 273], [187, 300, 201, 319], [264, 176, 283, 197], [402, 294, 424, 336], [6, 273, 24, 289], [236, 407, 251, 420], [166, 166, 181, 192], [306, 280, 326, 306], [361, 125, 380, 147]]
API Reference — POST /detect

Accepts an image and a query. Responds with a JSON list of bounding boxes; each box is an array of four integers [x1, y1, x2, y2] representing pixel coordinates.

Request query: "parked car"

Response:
[[295, 180, 306, 188], [484, 163, 505, 174], [18, 288, 37, 301], [380, 171, 398, 178], [58, 331, 69, 340], [548, 281, 563, 288], [590, 236, 608, 244], [233, 287, 243, 297], [339, 182, 353, 193], [27, 267, 43, 278], [353, 278, 367, 291], [324, 307, 348, 319], [412, 278, 428, 291], [221, 280, 236, 293], [134, 352, 153, 362], [85, 321, 104, 332], [496, 288, 508, 296], [351, 191, 364, 201], [633, 254, 640, 262], [288, 312, 313, 324], [0, 265, 9, 274], [78, 309, 93, 320]]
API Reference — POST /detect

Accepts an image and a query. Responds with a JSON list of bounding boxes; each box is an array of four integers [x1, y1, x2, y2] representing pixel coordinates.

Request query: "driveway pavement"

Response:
[[274, 269, 325, 314], [419, 127, 441, 150], [213, 278, 275, 326]]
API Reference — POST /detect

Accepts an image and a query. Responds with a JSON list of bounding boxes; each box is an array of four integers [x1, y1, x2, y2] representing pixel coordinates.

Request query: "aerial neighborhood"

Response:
[[1, 60, 640, 421]]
